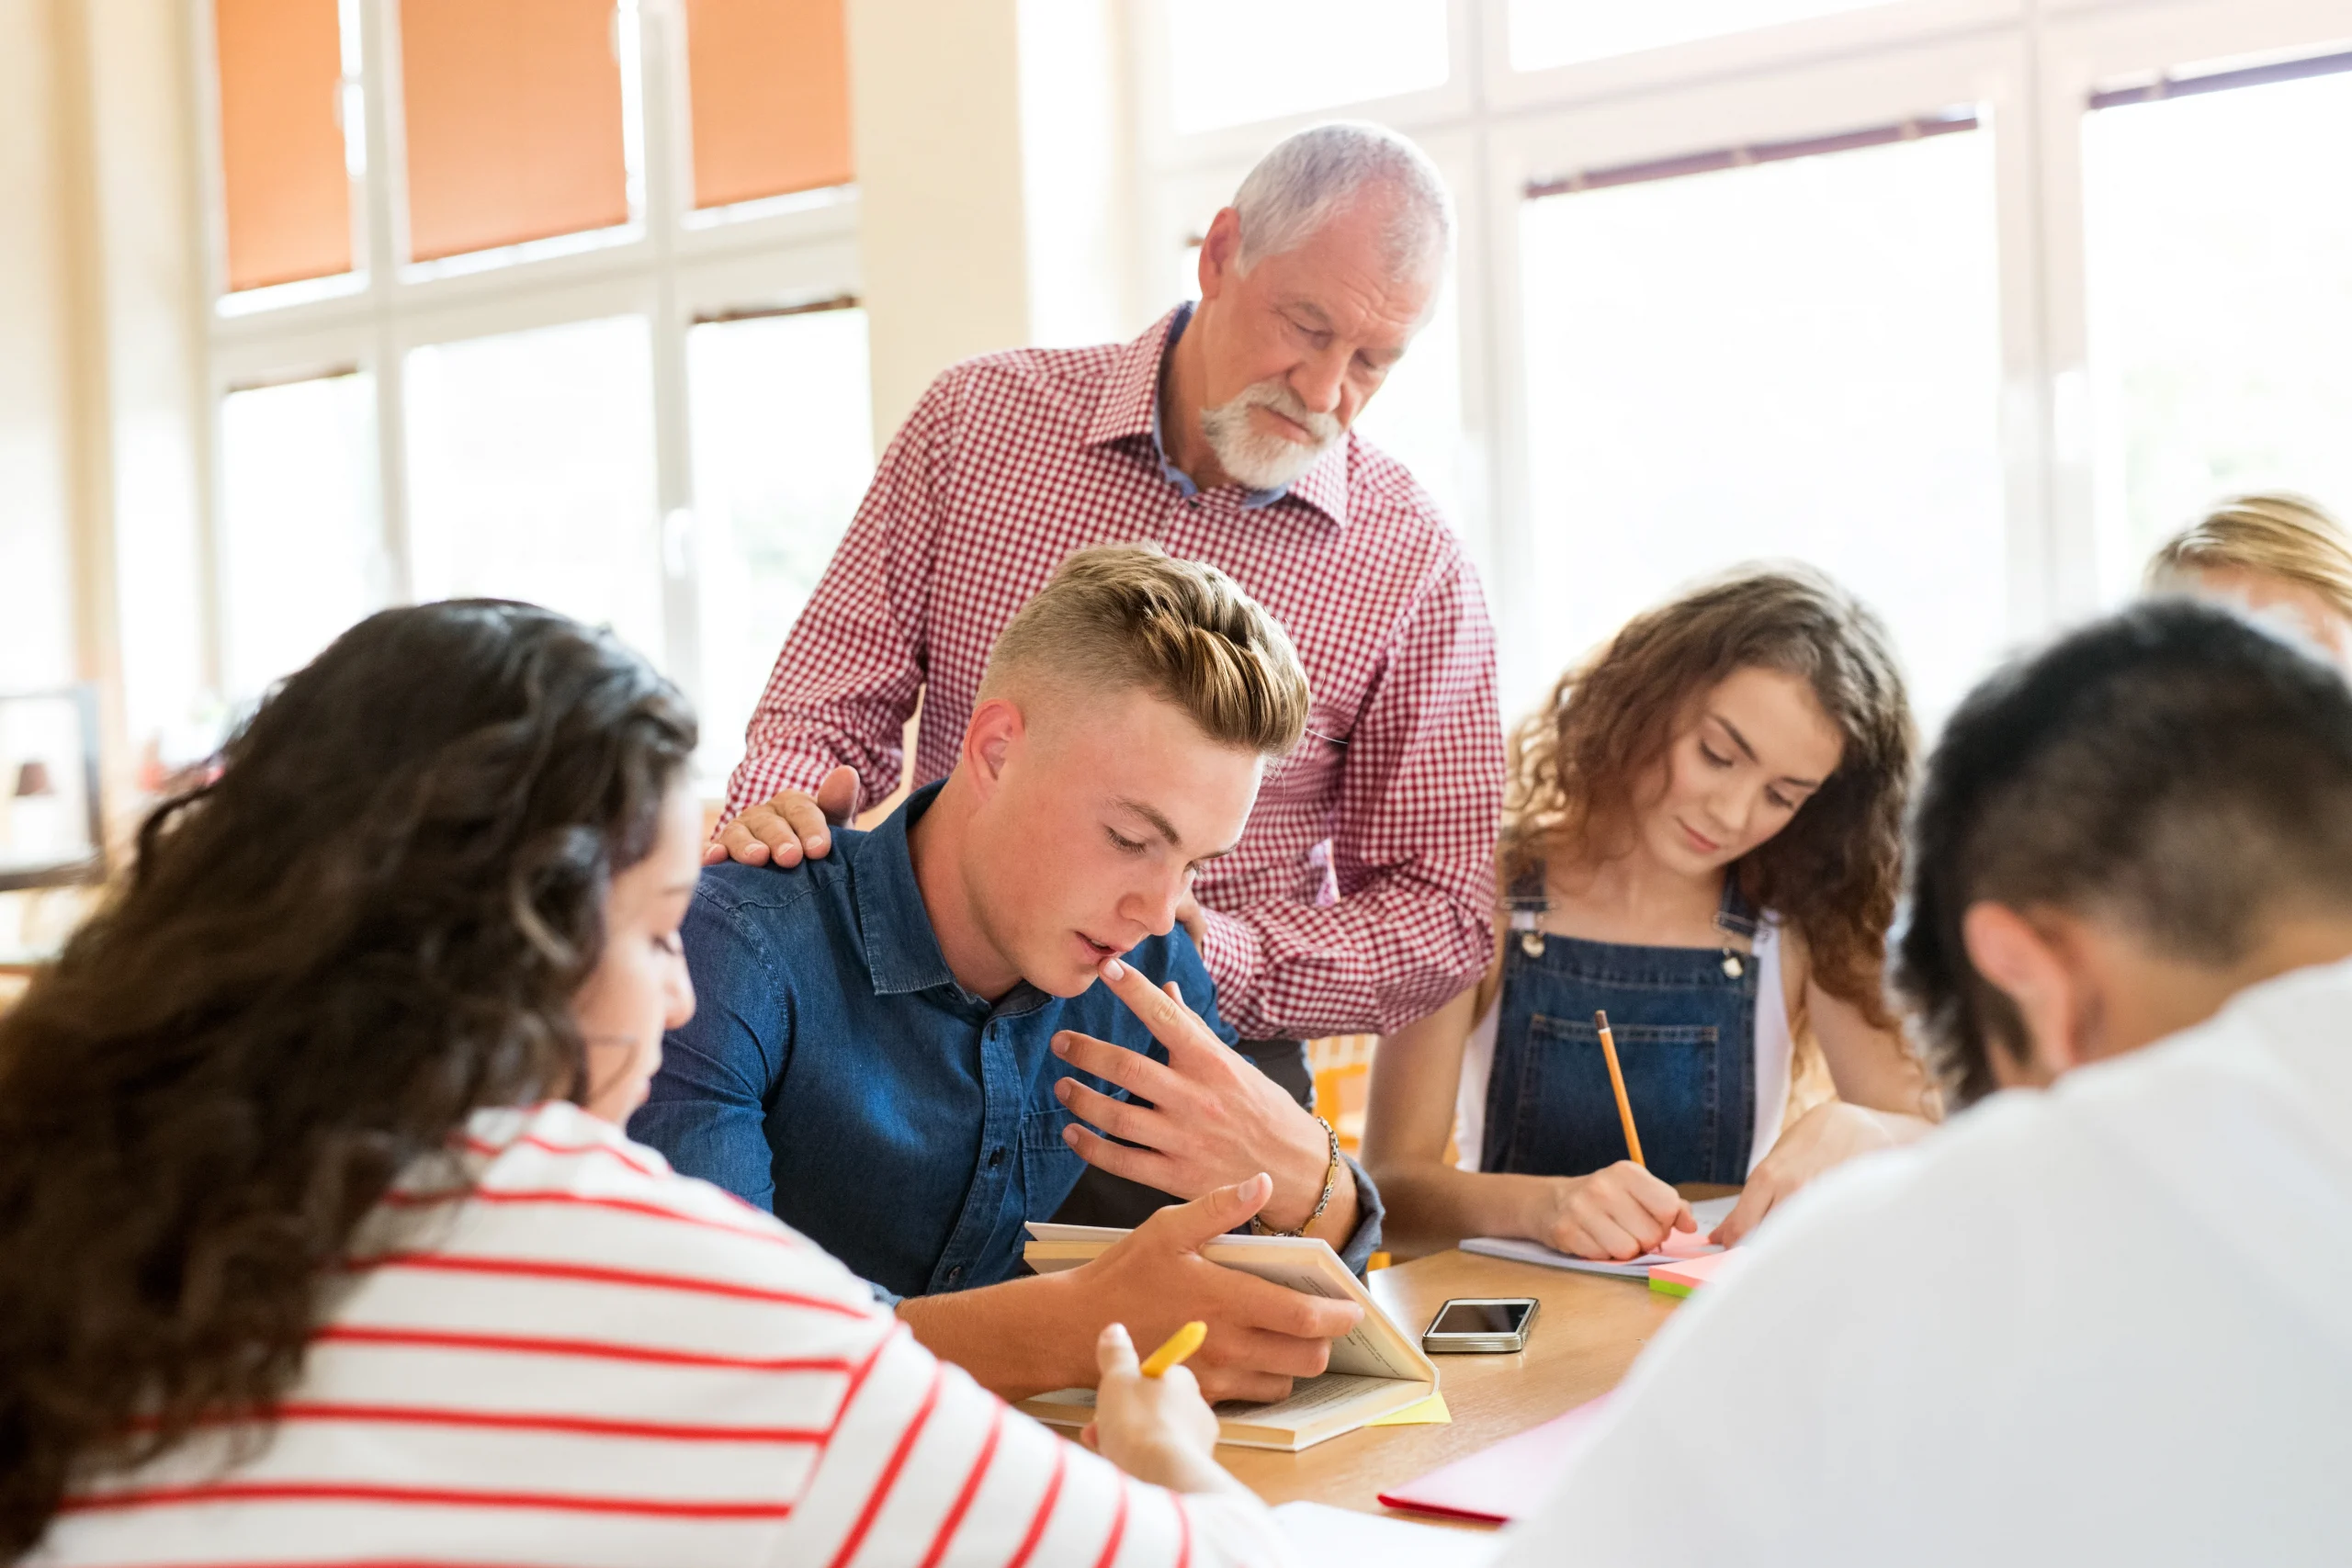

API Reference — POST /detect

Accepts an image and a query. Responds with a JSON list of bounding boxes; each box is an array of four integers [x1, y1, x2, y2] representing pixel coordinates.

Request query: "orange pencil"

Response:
[[1594, 1010, 1645, 1168]]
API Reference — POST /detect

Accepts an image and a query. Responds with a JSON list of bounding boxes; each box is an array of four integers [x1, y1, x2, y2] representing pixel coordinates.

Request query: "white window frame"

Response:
[[1127, 0, 2352, 707], [190, 0, 863, 730]]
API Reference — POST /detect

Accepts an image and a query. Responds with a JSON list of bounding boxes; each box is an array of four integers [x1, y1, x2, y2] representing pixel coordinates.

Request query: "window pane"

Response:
[[403, 317, 664, 661], [213, 0, 353, 291], [2085, 70, 2352, 581], [220, 372, 380, 704], [1167, 0, 1447, 135], [399, 0, 629, 261], [687, 307, 874, 785], [1510, 0, 1894, 73], [684, 0, 853, 209], [1519, 128, 2006, 728], [1352, 265, 1466, 538]]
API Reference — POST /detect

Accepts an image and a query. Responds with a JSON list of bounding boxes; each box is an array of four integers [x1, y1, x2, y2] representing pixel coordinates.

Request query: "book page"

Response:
[[1022, 1222, 1437, 1384], [1211, 1371, 1396, 1424]]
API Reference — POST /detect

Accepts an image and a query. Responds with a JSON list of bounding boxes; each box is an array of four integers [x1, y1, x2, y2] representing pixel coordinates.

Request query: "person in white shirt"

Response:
[[1502, 598, 2352, 1567], [0, 600, 1289, 1568]]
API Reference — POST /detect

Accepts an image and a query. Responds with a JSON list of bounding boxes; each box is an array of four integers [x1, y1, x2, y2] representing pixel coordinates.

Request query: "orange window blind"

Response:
[[214, 0, 353, 292], [684, 0, 853, 209], [399, 0, 630, 262]]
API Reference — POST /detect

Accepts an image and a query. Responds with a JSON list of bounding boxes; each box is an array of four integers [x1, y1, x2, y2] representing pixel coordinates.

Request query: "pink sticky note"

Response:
[[1655, 1226, 1722, 1260], [1376, 1395, 1616, 1525], [1649, 1250, 1740, 1294]]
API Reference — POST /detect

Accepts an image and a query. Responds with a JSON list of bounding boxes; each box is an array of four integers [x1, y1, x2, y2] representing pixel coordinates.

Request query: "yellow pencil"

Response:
[[1139, 1321, 1207, 1379], [1594, 1010, 1645, 1168]]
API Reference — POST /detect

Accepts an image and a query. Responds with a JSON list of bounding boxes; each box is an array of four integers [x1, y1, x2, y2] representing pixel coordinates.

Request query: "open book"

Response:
[[1017, 1222, 1439, 1451]]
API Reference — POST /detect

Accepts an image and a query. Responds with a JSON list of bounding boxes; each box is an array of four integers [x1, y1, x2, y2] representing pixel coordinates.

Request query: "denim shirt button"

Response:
[[987, 1145, 1005, 1168], [946, 1264, 966, 1285]]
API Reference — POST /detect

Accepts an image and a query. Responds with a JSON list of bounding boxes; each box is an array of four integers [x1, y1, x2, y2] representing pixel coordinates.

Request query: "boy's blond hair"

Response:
[[979, 544, 1310, 756], [2146, 492, 2352, 623]]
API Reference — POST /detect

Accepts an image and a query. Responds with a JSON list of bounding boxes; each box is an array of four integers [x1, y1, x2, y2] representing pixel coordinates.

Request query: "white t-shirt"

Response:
[[35, 1101, 1289, 1568], [1498, 955, 2352, 1568], [1456, 917, 1794, 1174]]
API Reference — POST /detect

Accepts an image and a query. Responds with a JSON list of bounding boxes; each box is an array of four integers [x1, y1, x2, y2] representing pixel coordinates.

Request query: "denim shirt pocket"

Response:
[[1020, 1104, 1088, 1222]]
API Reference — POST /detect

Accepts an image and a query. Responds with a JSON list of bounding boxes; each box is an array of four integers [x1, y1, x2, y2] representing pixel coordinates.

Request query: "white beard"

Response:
[[1199, 380, 1344, 491]]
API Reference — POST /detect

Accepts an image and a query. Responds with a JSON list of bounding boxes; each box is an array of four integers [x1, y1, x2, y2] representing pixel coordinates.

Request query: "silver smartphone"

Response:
[[1421, 1296, 1540, 1353]]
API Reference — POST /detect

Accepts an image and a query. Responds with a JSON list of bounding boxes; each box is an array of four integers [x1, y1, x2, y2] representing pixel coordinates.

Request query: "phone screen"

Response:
[[1431, 1300, 1533, 1336]]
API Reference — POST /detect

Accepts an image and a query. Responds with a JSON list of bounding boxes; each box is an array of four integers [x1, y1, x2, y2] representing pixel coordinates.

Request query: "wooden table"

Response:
[[1223, 1186, 1738, 1517]]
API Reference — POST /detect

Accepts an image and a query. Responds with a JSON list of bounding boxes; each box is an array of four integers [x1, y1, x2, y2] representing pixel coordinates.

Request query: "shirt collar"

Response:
[[849, 781, 959, 997], [850, 780, 1053, 1018], [1085, 302, 1351, 530]]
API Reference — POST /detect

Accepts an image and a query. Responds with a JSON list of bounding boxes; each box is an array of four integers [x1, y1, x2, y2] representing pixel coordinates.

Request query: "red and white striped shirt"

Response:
[[725, 306, 1503, 1039], [36, 1102, 1291, 1568]]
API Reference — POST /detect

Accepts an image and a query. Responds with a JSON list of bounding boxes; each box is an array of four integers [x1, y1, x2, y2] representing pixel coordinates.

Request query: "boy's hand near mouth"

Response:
[[1050, 955, 1361, 1243]]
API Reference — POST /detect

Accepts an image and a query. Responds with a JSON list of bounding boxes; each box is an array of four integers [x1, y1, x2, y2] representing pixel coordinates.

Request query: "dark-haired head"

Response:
[[1896, 598, 2352, 1109], [0, 601, 697, 1551]]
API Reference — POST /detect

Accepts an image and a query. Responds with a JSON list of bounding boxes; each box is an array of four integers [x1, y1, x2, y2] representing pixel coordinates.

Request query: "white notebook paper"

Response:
[[1460, 1194, 1738, 1278]]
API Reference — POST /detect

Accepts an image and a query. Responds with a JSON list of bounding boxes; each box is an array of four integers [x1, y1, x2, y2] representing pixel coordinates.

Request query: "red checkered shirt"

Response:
[[725, 306, 1502, 1039]]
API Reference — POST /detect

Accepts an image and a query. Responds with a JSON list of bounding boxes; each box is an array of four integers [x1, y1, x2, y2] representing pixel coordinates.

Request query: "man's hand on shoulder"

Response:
[[705, 765, 860, 869], [1052, 956, 1358, 1243]]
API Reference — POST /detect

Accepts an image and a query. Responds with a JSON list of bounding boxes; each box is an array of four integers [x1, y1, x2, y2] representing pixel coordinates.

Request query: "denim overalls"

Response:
[[1478, 863, 1760, 1185]]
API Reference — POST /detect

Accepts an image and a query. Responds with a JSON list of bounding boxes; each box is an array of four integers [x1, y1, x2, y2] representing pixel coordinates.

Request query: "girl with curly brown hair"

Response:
[[1363, 566, 1939, 1262], [0, 601, 1285, 1565]]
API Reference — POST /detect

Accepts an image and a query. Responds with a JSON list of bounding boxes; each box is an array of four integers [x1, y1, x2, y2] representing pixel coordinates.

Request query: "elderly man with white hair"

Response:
[[684, 121, 1501, 1232]]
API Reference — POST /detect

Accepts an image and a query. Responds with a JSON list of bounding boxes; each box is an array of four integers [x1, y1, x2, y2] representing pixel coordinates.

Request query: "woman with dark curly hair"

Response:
[[1363, 567, 1939, 1261], [0, 601, 1285, 1565]]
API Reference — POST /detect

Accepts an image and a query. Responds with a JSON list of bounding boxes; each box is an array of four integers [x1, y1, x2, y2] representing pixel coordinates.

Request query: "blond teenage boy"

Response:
[[632, 546, 1378, 1403]]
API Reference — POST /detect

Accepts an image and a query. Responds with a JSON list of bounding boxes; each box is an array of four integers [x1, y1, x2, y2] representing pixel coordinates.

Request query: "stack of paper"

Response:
[[1648, 1248, 1739, 1297]]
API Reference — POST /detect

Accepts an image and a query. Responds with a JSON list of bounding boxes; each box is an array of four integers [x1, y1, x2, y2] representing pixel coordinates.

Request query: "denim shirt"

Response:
[[631, 782, 1380, 1301]]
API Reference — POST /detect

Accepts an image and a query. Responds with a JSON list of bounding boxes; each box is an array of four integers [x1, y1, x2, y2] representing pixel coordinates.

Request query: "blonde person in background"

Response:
[[1363, 568, 1939, 1262], [2147, 491, 2352, 662]]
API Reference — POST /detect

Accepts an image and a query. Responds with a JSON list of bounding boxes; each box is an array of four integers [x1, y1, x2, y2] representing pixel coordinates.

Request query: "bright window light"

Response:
[[402, 316, 665, 664], [219, 371, 380, 705], [1517, 126, 2007, 730], [2085, 67, 2352, 585], [1352, 264, 1468, 547], [686, 306, 876, 789], [1510, 0, 1897, 73], [1167, 0, 1448, 135]]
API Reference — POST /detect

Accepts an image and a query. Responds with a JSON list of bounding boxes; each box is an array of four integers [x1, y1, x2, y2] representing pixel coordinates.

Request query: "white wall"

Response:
[[0, 0, 81, 694]]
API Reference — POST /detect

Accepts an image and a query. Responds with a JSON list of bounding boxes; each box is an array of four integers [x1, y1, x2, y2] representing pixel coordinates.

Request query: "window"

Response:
[[684, 0, 854, 209], [2085, 56, 2352, 580], [1351, 265, 1466, 540], [203, 0, 865, 796], [218, 370, 379, 705], [1519, 121, 2006, 724], [396, 0, 634, 263], [686, 304, 875, 785], [404, 318, 665, 660], [1161, 0, 1448, 134], [1509, 0, 1900, 73], [210, 0, 354, 291]]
